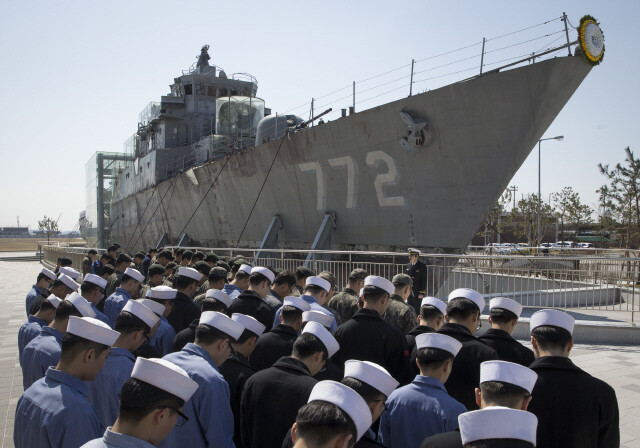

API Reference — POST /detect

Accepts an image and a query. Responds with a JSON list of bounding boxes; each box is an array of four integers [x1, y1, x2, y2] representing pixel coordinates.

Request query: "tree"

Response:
[[552, 187, 574, 241], [38, 216, 59, 243], [511, 194, 555, 246], [553, 187, 593, 241], [480, 188, 512, 244]]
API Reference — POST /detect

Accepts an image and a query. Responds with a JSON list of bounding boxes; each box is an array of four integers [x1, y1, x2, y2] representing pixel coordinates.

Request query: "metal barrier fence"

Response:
[[42, 245, 638, 321]]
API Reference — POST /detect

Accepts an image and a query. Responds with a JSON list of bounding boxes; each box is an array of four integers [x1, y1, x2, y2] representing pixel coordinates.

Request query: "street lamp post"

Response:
[[537, 135, 564, 247]]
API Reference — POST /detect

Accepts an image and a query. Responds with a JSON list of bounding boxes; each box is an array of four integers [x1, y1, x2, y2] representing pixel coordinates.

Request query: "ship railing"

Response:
[[40, 245, 638, 322]]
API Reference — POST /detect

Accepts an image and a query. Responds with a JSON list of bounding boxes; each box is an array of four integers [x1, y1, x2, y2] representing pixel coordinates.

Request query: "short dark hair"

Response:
[[480, 381, 530, 408], [341, 376, 386, 403], [348, 269, 368, 281], [421, 305, 443, 321], [249, 272, 270, 286], [236, 329, 260, 344], [55, 300, 83, 319], [37, 273, 52, 283], [121, 274, 139, 284], [60, 333, 109, 363], [80, 282, 102, 295], [295, 266, 315, 280], [274, 270, 296, 286], [101, 264, 115, 276], [416, 347, 454, 370], [304, 284, 326, 296], [292, 333, 328, 361], [118, 377, 185, 423], [88, 249, 98, 255], [175, 275, 198, 290], [201, 297, 227, 313], [362, 285, 388, 302], [489, 307, 518, 325], [318, 271, 336, 291], [194, 261, 211, 276], [115, 310, 151, 335], [531, 325, 572, 351], [60, 257, 73, 267], [281, 305, 303, 324], [209, 267, 228, 282], [182, 251, 193, 260], [467, 439, 533, 448], [37, 299, 56, 313], [446, 297, 479, 320], [195, 323, 235, 345], [294, 401, 356, 448]]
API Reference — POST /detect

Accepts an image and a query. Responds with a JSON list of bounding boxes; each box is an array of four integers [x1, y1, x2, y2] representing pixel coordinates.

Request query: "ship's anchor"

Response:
[[399, 111, 427, 153]]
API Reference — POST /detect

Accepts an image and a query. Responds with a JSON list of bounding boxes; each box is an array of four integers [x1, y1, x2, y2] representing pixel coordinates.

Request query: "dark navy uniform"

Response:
[[172, 318, 198, 352], [420, 430, 462, 448], [407, 260, 428, 312], [220, 352, 256, 448], [528, 356, 619, 448], [332, 308, 412, 385], [313, 359, 342, 381], [437, 323, 498, 410], [228, 290, 276, 332], [249, 324, 298, 371], [406, 324, 436, 376], [241, 356, 317, 448], [167, 291, 200, 333], [478, 328, 535, 366]]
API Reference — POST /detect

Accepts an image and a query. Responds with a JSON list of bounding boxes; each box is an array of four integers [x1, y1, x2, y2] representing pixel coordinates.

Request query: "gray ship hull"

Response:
[[111, 55, 591, 253]]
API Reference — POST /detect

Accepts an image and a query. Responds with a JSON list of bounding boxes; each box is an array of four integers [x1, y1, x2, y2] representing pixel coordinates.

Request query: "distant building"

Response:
[[0, 227, 30, 237]]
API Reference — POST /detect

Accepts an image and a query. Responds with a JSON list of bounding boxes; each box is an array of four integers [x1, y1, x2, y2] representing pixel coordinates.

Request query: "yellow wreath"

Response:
[[578, 15, 605, 65]]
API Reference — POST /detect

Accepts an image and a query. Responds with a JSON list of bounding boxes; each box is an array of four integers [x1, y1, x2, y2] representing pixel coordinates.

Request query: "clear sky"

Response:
[[0, 1, 637, 231]]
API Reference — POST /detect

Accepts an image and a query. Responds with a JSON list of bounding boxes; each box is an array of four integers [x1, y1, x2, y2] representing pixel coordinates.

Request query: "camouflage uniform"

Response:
[[82, 256, 93, 277], [140, 280, 161, 300], [104, 271, 123, 298], [196, 280, 209, 296], [327, 288, 360, 323], [383, 294, 417, 334]]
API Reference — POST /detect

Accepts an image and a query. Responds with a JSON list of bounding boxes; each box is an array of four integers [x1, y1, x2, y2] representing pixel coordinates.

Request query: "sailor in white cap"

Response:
[[333, 275, 412, 384], [143, 286, 178, 356], [458, 407, 537, 448], [274, 274, 338, 331], [527, 309, 619, 448], [250, 295, 311, 371], [478, 297, 534, 367], [240, 321, 340, 448], [25, 267, 56, 316], [406, 247, 427, 307], [15, 316, 120, 448], [27, 273, 79, 316], [437, 288, 497, 410], [303, 310, 343, 382], [220, 314, 266, 447], [89, 300, 160, 428], [81, 273, 110, 325], [81, 358, 199, 448], [59, 266, 81, 281], [227, 266, 277, 332], [162, 311, 244, 448], [223, 263, 251, 299], [406, 297, 447, 376], [290, 381, 372, 447], [103, 267, 145, 329], [21, 293, 96, 390], [422, 360, 537, 447], [166, 266, 204, 334], [378, 333, 466, 448], [18, 296, 59, 365]]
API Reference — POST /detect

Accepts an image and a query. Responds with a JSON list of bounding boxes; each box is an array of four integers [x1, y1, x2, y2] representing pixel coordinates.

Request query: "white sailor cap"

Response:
[[489, 297, 523, 317], [136, 298, 166, 317], [302, 321, 339, 357], [200, 311, 244, 340], [308, 381, 372, 441], [146, 285, 178, 300], [124, 267, 145, 283], [364, 275, 394, 296], [238, 264, 253, 275], [58, 274, 80, 292], [343, 360, 399, 398], [132, 357, 199, 402], [46, 294, 62, 309], [448, 288, 486, 313], [65, 292, 96, 318], [232, 313, 266, 336], [123, 300, 160, 328], [359, 288, 364, 298], [305, 276, 331, 293], [303, 310, 334, 329], [205, 289, 234, 308], [83, 273, 107, 290], [459, 407, 538, 445], [530, 309, 575, 335], [251, 266, 275, 284], [41, 268, 56, 281], [480, 361, 537, 394], [421, 297, 447, 316], [66, 316, 120, 346], [416, 333, 462, 357], [177, 266, 203, 282], [59, 266, 81, 280], [283, 296, 311, 312], [408, 247, 421, 255]]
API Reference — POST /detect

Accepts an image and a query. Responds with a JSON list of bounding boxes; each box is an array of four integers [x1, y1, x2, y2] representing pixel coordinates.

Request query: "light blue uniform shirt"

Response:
[[273, 294, 337, 331], [150, 316, 176, 356], [82, 428, 156, 448], [160, 343, 235, 448], [378, 375, 467, 448], [104, 288, 133, 328], [223, 284, 242, 299], [21, 326, 63, 390], [91, 302, 111, 326], [89, 347, 136, 428], [14, 367, 103, 448], [18, 315, 47, 365], [25, 285, 43, 316]]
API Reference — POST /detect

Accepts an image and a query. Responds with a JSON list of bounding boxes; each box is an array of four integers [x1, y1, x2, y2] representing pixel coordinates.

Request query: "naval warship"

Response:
[[109, 16, 604, 263]]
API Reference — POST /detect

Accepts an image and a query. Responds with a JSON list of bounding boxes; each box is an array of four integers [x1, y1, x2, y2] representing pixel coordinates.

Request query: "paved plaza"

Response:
[[0, 258, 639, 447]]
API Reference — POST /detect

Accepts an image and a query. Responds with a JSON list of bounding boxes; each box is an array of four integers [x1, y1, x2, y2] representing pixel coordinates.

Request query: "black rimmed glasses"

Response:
[[157, 406, 189, 426]]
